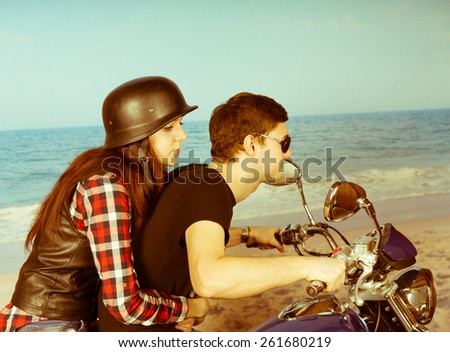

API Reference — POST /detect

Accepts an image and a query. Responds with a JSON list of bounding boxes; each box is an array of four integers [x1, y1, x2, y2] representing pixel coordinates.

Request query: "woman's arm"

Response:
[[74, 174, 189, 325]]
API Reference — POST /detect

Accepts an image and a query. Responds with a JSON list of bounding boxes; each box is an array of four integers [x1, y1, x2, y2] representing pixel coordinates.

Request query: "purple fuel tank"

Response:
[[252, 294, 368, 332]]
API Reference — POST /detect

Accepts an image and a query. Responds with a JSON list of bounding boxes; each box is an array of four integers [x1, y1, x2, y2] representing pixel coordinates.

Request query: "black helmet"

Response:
[[102, 76, 198, 149]]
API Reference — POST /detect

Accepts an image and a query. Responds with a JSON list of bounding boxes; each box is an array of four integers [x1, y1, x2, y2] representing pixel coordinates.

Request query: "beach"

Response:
[[1, 192, 449, 332]]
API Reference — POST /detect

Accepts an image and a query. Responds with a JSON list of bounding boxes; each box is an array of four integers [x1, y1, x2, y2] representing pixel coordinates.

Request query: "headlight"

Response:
[[394, 268, 436, 325]]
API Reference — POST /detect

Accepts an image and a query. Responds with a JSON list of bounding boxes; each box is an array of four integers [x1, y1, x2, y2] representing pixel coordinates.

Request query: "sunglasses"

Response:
[[252, 133, 291, 153]]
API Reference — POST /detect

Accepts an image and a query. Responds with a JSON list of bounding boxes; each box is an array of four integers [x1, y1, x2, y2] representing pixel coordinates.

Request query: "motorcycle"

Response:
[[253, 160, 437, 332]]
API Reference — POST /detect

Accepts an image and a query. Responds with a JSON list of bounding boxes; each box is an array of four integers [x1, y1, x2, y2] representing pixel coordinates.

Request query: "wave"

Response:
[[233, 164, 450, 220], [349, 166, 448, 184], [0, 204, 39, 244]]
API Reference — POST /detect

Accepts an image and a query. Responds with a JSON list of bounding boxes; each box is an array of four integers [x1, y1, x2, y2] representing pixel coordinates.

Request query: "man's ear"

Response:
[[241, 134, 256, 155]]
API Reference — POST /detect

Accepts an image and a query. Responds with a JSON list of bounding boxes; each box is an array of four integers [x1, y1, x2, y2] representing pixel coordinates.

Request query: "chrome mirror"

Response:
[[324, 181, 384, 254], [324, 181, 367, 222]]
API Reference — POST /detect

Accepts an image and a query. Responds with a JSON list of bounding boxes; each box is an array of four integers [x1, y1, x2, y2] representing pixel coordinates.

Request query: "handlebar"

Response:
[[276, 224, 304, 245], [306, 280, 326, 296], [277, 223, 353, 297]]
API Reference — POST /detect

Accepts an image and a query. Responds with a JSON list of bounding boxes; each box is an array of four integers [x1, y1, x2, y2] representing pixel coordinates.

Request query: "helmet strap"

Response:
[[127, 138, 155, 186], [129, 138, 150, 163]]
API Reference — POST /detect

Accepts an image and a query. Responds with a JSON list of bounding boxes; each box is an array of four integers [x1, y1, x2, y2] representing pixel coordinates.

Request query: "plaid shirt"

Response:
[[1, 173, 188, 331]]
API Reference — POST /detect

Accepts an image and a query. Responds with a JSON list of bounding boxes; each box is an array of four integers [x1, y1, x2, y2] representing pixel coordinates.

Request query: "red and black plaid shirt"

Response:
[[1, 173, 187, 331]]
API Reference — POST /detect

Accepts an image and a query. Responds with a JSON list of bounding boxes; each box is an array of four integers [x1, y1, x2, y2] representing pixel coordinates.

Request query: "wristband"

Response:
[[241, 226, 250, 243]]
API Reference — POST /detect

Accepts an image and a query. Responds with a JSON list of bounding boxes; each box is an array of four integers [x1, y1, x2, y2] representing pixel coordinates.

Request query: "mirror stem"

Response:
[[296, 180, 316, 225], [358, 199, 383, 254]]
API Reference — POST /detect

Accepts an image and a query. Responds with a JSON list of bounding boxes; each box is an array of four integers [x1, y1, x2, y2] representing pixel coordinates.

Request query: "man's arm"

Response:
[[186, 220, 346, 299]]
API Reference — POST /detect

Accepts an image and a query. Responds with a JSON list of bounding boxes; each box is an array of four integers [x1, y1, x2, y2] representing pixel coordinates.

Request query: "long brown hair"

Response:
[[25, 143, 166, 250]]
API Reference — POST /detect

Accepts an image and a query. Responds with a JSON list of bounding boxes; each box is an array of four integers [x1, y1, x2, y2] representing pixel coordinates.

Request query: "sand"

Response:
[[1, 192, 449, 332]]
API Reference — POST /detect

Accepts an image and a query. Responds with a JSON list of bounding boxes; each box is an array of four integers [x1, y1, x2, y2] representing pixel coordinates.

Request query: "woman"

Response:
[[0, 76, 208, 332]]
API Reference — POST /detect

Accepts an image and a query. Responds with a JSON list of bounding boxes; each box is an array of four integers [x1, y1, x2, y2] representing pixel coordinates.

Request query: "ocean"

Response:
[[1, 109, 449, 244]]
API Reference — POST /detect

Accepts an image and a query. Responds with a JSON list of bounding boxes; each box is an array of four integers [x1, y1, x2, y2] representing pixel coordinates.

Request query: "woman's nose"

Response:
[[177, 125, 188, 142]]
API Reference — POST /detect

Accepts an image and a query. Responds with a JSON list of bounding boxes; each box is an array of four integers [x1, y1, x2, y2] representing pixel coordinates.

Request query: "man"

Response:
[[99, 92, 346, 331]]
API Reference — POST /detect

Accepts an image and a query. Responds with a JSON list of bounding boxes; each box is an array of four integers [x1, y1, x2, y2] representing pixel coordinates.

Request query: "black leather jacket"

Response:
[[12, 216, 99, 321]]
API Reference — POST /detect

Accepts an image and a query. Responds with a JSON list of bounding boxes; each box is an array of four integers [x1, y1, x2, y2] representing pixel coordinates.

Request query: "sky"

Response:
[[1, 0, 449, 131]]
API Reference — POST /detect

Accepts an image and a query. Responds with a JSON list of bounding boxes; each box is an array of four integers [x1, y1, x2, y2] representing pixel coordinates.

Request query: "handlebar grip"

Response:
[[274, 232, 282, 243], [246, 242, 259, 248], [306, 280, 326, 296]]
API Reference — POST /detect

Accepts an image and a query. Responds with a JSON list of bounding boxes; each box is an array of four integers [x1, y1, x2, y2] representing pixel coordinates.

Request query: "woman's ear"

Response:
[[241, 134, 256, 155]]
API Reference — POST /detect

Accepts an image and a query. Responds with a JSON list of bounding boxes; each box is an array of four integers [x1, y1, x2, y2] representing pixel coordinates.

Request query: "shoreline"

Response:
[[1, 191, 449, 331]]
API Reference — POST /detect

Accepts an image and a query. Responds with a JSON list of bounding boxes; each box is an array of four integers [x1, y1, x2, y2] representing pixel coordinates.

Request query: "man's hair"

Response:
[[209, 92, 288, 162]]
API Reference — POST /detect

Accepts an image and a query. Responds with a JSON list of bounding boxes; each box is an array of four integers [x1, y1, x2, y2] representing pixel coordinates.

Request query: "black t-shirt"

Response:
[[98, 164, 235, 332], [133, 164, 235, 297]]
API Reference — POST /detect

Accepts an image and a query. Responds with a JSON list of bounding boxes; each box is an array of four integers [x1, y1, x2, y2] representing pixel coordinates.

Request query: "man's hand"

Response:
[[247, 226, 284, 252], [304, 257, 346, 292]]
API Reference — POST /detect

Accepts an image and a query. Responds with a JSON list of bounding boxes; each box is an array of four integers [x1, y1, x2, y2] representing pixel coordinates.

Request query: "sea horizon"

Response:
[[2, 106, 449, 133]]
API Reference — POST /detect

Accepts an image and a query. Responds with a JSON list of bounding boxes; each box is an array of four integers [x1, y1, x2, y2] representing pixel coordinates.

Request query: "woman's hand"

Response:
[[175, 317, 196, 332], [175, 297, 210, 332]]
